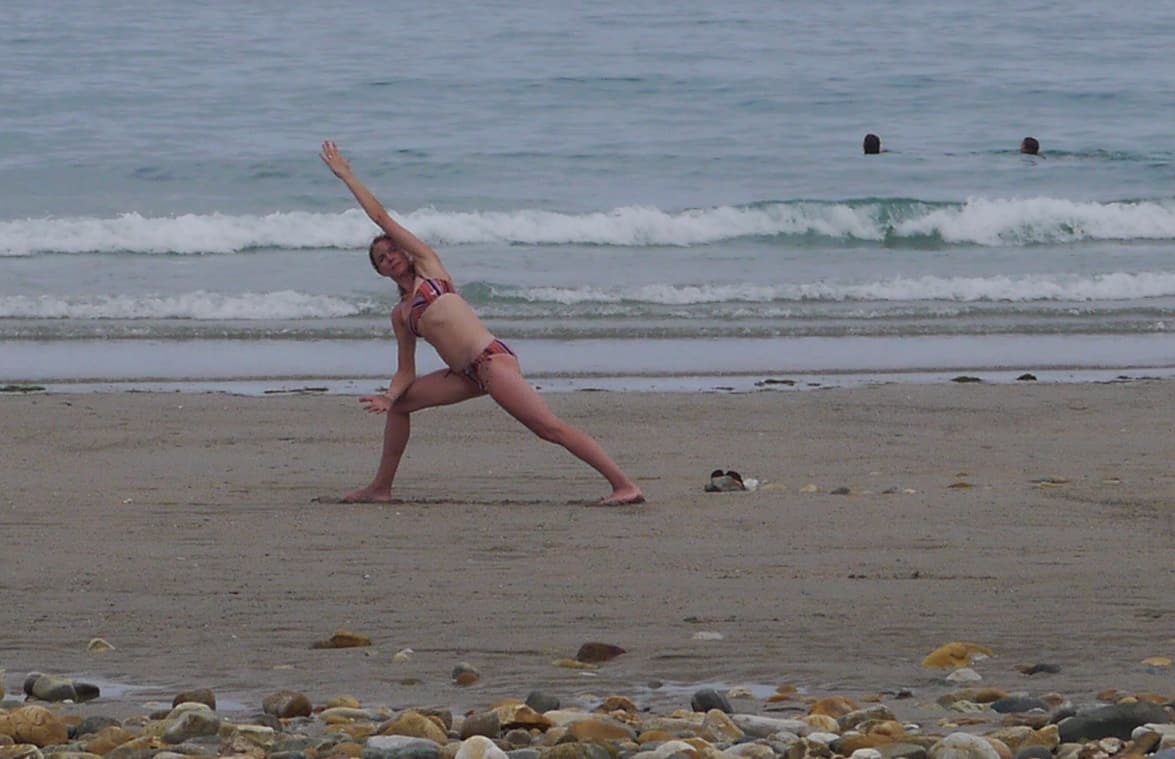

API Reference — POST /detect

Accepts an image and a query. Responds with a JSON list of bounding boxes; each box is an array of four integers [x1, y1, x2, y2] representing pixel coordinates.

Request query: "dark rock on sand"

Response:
[[1056, 701, 1170, 742], [991, 696, 1049, 714], [525, 690, 560, 713], [691, 688, 733, 714], [29, 674, 78, 702], [74, 682, 101, 702], [575, 642, 626, 663], [459, 711, 501, 740]]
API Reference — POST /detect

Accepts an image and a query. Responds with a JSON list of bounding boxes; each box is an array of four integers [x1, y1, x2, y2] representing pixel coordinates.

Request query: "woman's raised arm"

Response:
[[319, 141, 446, 275]]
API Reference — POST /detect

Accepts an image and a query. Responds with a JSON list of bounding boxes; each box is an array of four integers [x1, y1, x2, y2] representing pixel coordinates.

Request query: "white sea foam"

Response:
[[0, 291, 370, 320], [505, 272, 1175, 305], [5, 197, 1175, 255]]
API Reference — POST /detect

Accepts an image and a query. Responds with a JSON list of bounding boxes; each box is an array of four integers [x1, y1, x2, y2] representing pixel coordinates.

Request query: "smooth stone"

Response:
[[415, 709, 453, 732], [840, 706, 897, 732], [691, 689, 733, 714], [574, 643, 626, 664], [501, 730, 533, 748], [730, 715, 807, 739], [450, 663, 480, 686], [1012, 748, 1051, 759], [490, 705, 552, 731], [105, 737, 156, 759], [459, 713, 501, 741], [321, 708, 385, 722], [597, 695, 638, 714], [43, 753, 104, 759], [312, 630, 372, 649], [262, 691, 313, 719], [945, 668, 982, 684], [454, 737, 509, 759], [728, 745, 777, 759], [225, 724, 276, 748], [525, 692, 560, 714], [991, 698, 1048, 714], [567, 717, 636, 742], [363, 736, 441, 759], [0, 707, 69, 748], [1151, 749, 1175, 759], [74, 718, 122, 739], [928, 733, 1001, 759], [166, 703, 213, 720], [541, 744, 614, 759], [877, 743, 928, 759], [701, 710, 744, 741], [1057, 703, 1170, 742], [378, 713, 448, 745], [851, 751, 883, 759], [505, 751, 539, 759], [29, 676, 77, 704], [82, 727, 136, 755], [173, 690, 216, 710], [163, 712, 221, 744], [72, 684, 100, 704], [0, 747, 43, 759]]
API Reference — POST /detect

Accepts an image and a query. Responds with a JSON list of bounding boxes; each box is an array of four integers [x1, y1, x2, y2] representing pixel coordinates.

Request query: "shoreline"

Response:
[[2, 381, 1173, 722], [3, 334, 1175, 389]]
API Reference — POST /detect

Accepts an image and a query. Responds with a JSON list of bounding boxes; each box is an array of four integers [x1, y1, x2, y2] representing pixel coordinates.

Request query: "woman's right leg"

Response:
[[342, 370, 482, 502]]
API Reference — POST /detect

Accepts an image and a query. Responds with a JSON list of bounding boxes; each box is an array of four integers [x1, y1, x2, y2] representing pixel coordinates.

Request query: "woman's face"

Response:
[[371, 241, 412, 279]]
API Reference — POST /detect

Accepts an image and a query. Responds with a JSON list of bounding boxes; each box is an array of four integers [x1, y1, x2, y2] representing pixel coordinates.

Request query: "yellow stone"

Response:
[[327, 741, 364, 758], [568, 719, 633, 742], [339, 724, 375, 740], [808, 696, 858, 717], [637, 731, 676, 744], [1141, 656, 1171, 668], [836, 735, 894, 753], [922, 641, 993, 668], [84, 726, 136, 754], [1022, 725, 1059, 749], [490, 704, 552, 731], [802, 715, 839, 732], [379, 712, 448, 744], [311, 630, 372, 649], [0, 706, 69, 748], [327, 695, 362, 709]]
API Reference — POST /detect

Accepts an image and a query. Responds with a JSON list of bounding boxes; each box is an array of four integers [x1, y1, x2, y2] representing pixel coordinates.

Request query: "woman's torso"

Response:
[[400, 278, 496, 370]]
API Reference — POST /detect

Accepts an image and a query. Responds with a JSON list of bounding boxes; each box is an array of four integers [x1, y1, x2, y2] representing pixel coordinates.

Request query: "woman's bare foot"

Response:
[[595, 485, 645, 507], [340, 485, 395, 503]]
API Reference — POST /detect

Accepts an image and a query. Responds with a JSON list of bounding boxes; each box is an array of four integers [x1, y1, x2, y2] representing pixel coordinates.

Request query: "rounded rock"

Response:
[[690, 688, 733, 714], [262, 690, 313, 719]]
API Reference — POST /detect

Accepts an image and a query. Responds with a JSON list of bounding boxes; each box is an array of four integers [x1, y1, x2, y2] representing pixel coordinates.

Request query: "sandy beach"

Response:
[[1, 380, 1173, 717]]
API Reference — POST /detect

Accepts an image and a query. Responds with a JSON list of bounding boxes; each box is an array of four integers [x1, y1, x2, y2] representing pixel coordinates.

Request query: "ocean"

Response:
[[4, 1, 1175, 390]]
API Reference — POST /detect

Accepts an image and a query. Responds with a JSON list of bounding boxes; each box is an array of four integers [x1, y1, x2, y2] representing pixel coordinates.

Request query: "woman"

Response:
[[319, 141, 644, 506]]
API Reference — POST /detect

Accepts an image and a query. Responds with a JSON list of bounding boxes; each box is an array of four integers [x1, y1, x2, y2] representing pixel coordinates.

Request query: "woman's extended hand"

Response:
[[320, 140, 352, 179], [359, 393, 394, 414]]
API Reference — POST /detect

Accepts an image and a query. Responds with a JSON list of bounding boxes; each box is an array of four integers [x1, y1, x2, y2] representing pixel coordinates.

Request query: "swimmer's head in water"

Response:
[[863, 133, 881, 154], [1020, 137, 1040, 155]]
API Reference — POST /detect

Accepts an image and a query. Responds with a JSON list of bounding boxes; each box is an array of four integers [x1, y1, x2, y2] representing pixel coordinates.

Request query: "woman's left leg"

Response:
[[480, 355, 643, 504]]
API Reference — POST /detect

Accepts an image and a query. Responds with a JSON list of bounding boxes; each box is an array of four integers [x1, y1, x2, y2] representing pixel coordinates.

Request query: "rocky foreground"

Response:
[[1, 669, 1172, 759]]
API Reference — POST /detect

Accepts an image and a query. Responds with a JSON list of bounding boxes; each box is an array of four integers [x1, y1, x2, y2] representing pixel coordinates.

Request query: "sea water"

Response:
[[3, 2, 1175, 388]]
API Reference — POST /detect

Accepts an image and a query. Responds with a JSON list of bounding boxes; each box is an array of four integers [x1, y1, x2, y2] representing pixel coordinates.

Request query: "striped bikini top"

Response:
[[407, 278, 456, 337]]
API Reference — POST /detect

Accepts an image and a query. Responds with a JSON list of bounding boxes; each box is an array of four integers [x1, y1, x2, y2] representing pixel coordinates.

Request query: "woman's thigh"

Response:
[[481, 356, 561, 431], [394, 369, 483, 413]]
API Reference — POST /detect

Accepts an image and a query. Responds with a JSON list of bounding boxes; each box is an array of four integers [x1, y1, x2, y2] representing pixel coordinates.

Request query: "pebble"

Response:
[[173, 689, 217, 710], [262, 690, 312, 719], [574, 643, 625, 663], [524, 691, 559, 713], [1056, 701, 1171, 742], [690, 688, 733, 714]]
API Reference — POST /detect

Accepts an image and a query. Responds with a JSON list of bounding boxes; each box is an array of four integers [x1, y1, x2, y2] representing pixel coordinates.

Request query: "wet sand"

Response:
[[1, 381, 1173, 716]]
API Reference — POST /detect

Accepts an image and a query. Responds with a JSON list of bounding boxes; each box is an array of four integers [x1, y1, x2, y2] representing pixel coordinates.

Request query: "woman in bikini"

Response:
[[320, 141, 644, 506]]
